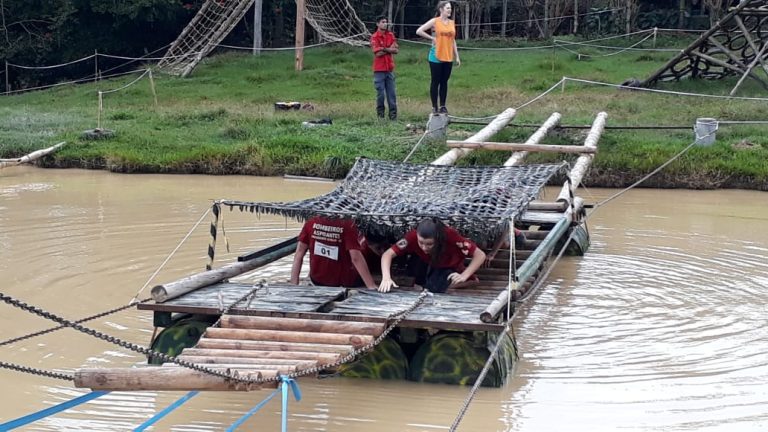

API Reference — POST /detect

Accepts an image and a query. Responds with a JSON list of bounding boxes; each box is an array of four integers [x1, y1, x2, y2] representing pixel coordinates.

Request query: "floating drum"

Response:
[[694, 118, 718, 146]]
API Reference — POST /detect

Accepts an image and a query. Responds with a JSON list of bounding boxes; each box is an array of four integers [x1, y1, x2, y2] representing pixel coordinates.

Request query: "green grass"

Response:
[[1, 38, 767, 189]]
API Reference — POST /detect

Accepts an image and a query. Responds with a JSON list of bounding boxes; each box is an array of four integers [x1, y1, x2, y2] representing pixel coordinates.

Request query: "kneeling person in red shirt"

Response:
[[290, 216, 377, 289], [379, 218, 485, 293]]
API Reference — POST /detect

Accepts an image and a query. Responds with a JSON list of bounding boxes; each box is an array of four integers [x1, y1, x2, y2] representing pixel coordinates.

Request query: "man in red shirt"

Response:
[[371, 16, 399, 120], [290, 216, 377, 289]]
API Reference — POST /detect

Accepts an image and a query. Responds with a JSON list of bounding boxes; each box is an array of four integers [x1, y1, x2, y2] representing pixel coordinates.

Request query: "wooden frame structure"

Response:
[[642, 0, 768, 95]]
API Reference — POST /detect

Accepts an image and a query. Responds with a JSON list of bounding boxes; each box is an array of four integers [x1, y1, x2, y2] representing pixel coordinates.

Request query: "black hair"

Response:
[[376, 16, 388, 23], [416, 217, 446, 266]]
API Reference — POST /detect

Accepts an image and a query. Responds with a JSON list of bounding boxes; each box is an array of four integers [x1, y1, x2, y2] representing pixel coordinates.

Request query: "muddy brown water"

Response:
[[1, 166, 767, 431]]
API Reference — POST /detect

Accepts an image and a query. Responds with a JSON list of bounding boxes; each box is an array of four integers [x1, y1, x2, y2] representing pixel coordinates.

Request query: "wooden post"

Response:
[[432, 108, 517, 165], [94, 50, 98, 83], [505, 112, 561, 166], [625, 1, 631, 34], [5, 61, 9, 94], [573, 0, 578, 34], [295, 0, 306, 71], [148, 70, 158, 107], [557, 112, 606, 203], [678, 0, 685, 29], [501, 0, 508, 37], [464, 2, 470, 41], [253, 0, 263, 55], [387, 0, 394, 26], [97, 91, 103, 130], [151, 238, 298, 302]]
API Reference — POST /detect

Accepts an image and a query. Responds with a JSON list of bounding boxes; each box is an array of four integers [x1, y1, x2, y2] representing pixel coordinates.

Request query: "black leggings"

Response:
[[429, 61, 453, 109]]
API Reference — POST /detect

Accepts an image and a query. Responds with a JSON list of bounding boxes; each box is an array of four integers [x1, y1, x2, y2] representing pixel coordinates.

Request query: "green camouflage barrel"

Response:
[[148, 317, 213, 365], [338, 337, 408, 380], [407, 331, 516, 387]]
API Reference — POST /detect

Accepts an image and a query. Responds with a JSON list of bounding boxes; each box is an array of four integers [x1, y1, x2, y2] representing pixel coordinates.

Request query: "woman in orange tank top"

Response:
[[416, 1, 461, 115]]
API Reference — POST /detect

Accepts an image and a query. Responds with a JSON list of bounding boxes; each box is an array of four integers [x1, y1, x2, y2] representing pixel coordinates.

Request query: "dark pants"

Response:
[[405, 256, 453, 293], [374, 71, 397, 120], [429, 61, 453, 109]]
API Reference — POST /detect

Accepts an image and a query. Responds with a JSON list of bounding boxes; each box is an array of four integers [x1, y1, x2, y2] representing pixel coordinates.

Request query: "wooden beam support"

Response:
[[180, 348, 342, 362], [219, 315, 384, 336], [505, 112, 561, 166], [203, 327, 373, 348], [446, 141, 595, 154], [194, 338, 354, 354], [432, 108, 516, 166], [74, 367, 268, 391]]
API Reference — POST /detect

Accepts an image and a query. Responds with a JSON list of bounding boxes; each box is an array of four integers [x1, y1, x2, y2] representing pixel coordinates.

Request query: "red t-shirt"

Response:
[[390, 227, 477, 272], [298, 216, 363, 287], [371, 30, 396, 72]]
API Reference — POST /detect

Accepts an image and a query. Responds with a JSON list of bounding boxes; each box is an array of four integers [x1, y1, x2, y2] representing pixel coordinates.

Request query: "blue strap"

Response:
[[133, 391, 199, 431], [0, 390, 109, 431], [225, 387, 281, 432], [280, 376, 302, 432]]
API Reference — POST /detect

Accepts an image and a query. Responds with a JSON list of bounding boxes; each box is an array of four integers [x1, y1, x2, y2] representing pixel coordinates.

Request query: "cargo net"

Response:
[[305, 0, 370, 46], [220, 158, 567, 242], [158, 0, 256, 77]]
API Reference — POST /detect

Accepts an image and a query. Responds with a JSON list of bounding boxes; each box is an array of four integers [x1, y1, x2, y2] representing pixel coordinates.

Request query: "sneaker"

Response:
[[431, 107, 439, 115], [439, 106, 448, 114]]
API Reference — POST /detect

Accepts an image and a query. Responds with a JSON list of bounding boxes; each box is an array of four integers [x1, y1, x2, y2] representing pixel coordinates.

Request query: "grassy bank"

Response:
[[1, 37, 767, 190]]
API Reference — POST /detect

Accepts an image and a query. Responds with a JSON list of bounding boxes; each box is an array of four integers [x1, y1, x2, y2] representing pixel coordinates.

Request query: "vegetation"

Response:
[[1, 37, 767, 190]]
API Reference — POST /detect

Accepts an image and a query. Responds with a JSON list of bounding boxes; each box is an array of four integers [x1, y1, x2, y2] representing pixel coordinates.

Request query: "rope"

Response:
[[0, 68, 147, 96], [130, 207, 212, 303], [7, 54, 97, 70], [562, 77, 768, 102], [133, 391, 199, 431], [0, 390, 108, 430], [226, 387, 281, 431], [98, 69, 151, 94], [402, 129, 433, 162]]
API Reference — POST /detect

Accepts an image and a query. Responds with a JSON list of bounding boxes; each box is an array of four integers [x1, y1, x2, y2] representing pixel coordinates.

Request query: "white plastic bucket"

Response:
[[694, 118, 718, 146]]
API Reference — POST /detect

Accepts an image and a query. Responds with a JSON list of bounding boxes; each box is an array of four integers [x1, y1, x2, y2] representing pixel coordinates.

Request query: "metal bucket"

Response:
[[694, 118, 718, 146]]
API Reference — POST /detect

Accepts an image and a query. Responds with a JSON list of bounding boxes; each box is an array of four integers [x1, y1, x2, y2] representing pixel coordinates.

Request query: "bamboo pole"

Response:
[[504, 112, 561, 166], [203, 327, 373, 347], [220, 315, 385, 336], [432, 108, 517, 165], [480, 214, 571, 323], [176, 356, 317, 368], [556, 112, 606, 204], [151, 238, 297, 302], [0, 142, 66, 169], [733, 15, 768, 75], [74, 367, 266, 391], [730, 42, 768, 96], [446, 141, 595, 154], [195, 338, 354, 354], [180, 348, 342, 362]]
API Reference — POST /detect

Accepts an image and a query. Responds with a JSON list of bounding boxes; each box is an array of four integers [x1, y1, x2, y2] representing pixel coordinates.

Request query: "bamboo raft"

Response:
[[74, 110, 605, 391]]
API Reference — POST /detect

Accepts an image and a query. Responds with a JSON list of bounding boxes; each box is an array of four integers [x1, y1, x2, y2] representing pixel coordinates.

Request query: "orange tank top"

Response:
[[434, 19, 455, 62]]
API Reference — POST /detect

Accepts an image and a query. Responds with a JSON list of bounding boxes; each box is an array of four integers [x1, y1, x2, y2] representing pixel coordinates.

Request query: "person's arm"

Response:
[[378, 249, 399, 293], [290, 242, 309, 284], [485, 235, 506, 267], [453, 39, 461, 66], [350, 249, 377, 289], [371, 35, 386, 57], [387, 40, 399, 54], [416, 19, 436, 41], [448, 248, 486, 284]]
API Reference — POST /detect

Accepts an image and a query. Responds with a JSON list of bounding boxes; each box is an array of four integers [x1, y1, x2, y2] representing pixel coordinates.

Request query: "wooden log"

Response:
[[527, 201, 568, 211], [203, 328, 373, 348], [0, 142, 65, 169], [180, 348, 341, 363], [432, 108, 516, 165], [446, 141, 595, 154], [557, 112, 606, 203], [505, 112, 561, 166], [74, 367, 265, 391], [177, 356, 318, 368], [220, 315, 384, 336], [151, 238, 298, 302], [195, 338, 354, 354]]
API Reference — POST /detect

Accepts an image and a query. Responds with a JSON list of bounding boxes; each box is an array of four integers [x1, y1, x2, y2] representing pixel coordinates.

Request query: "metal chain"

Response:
[[0, 360, 74, 381], [0, 298, 151, 348], [0, 288, 430, 385]]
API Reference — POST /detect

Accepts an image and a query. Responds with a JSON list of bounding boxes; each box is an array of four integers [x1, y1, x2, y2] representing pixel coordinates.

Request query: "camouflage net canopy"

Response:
[[220, 158, 567, 242]]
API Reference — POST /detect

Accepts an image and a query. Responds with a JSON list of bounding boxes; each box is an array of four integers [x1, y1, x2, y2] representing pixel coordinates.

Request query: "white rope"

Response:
[[554, 34, 680, 55], [402, 128, 434, 162], [655, 27, 707, 33], [217, 33, 369, 51], [369, 7, 625, 27], [99, 69, 151, 94], [515, 77, 567, 110], [7, 54, 97, 70], [399, 38, 557, 51], [562, 77, 768, 102], [448, 114, 499, 121], [129, 207, 212, 303], [0, 68, 148, 96]]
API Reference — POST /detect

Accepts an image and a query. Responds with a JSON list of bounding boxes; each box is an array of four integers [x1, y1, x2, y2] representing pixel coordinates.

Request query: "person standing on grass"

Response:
[[371, 16, 399, 120], [416, 1, 461, 115]]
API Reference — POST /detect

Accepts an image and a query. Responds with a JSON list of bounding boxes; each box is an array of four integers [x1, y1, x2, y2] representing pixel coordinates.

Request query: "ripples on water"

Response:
[[1, 170, 768, 431]]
